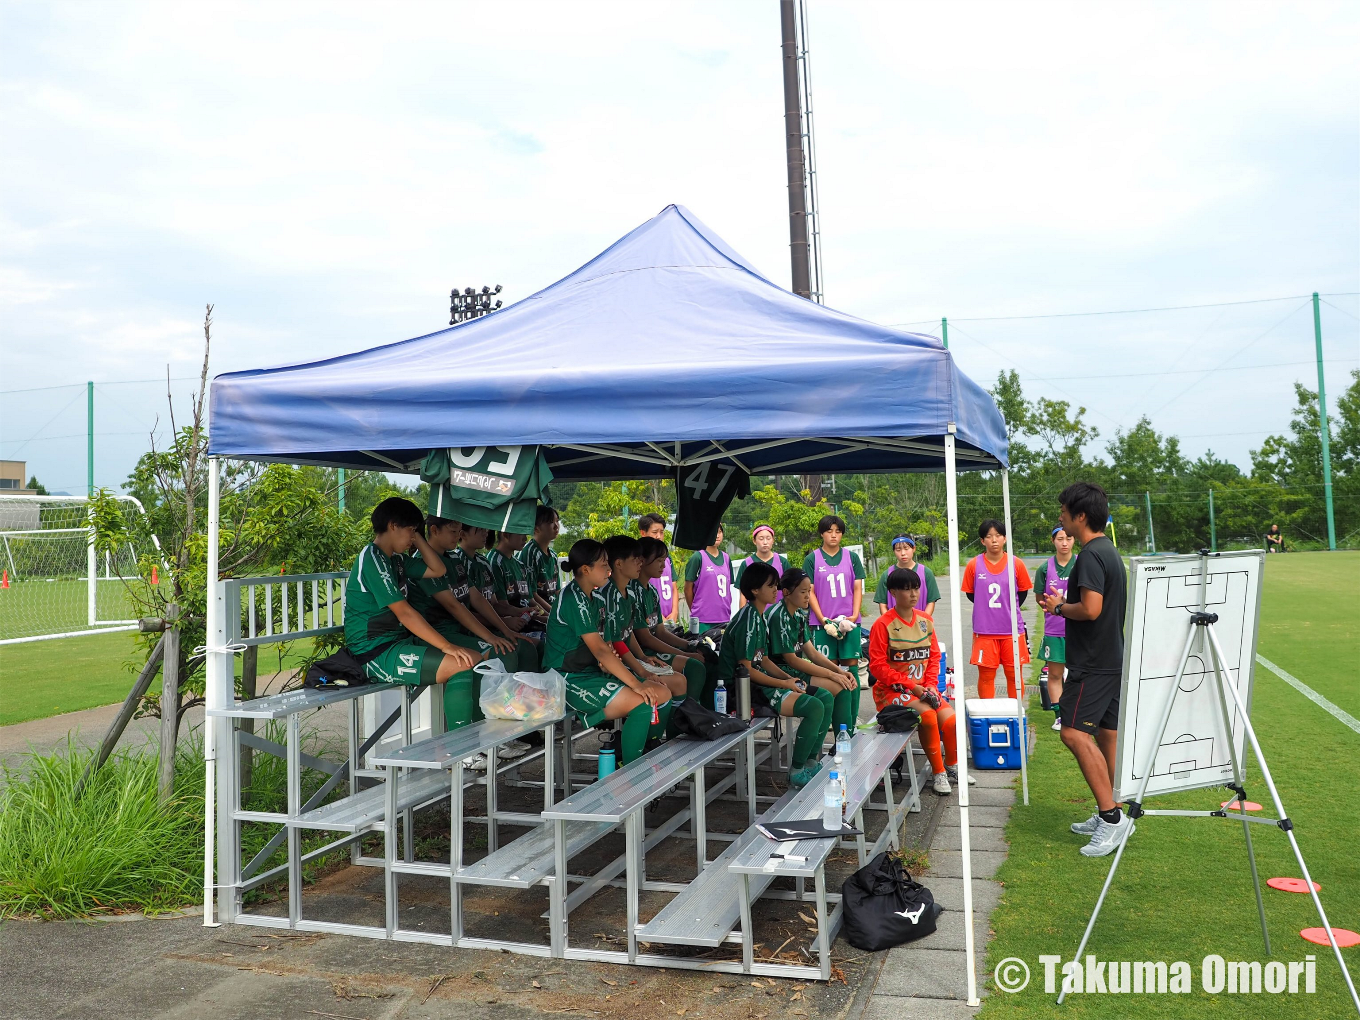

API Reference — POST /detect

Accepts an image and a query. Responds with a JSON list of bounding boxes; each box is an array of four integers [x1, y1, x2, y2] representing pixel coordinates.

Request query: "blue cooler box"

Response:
[[965, 698, 1027, 770]]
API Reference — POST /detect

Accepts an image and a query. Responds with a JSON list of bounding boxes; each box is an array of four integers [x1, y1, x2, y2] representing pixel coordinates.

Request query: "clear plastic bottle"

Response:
[[833, 753, 847, 816], [823, 771, 842, 831], [836, 724, 852, 773], [714, 677, 728, 716]]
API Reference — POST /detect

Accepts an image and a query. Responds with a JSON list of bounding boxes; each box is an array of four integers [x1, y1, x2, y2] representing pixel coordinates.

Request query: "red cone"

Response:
[[151, 565, 158, 585], [1, 569, 8, 589]]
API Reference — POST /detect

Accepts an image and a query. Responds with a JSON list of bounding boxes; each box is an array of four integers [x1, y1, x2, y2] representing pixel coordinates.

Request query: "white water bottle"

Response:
[[836, 724, 852, 773], [823, 771, 842, 831], [714, 677, 728, 716]]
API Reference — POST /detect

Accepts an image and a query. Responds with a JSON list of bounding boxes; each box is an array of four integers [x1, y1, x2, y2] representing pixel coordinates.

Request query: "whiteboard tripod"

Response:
[[1058, 564, 1359, 1012]]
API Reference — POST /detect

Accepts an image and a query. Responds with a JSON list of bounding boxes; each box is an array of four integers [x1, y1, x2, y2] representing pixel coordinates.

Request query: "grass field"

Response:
[[982, 551, 1360, 1017], [0, 631, 317, 727], [0, 577, 141, 641]]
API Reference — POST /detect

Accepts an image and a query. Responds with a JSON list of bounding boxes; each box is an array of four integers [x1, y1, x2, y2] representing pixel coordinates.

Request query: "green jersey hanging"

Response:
[[422, 445, 554, 533]]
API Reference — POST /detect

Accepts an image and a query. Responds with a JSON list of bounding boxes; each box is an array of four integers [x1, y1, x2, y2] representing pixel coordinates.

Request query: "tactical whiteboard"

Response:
[[1113, 550, 1264, 801]]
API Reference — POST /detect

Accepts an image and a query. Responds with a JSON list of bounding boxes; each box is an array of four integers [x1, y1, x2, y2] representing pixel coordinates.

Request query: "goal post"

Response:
[[0, 494, 161, 645]]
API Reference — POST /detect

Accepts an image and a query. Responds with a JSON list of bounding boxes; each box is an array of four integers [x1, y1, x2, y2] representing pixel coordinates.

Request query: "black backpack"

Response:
[[303, 648, 369, 689], [670, 698, 747, 740], [841, 852, 942, 951]]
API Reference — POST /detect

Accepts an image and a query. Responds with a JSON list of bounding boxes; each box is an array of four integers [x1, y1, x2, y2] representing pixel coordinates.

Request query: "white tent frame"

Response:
[[202, 429, 1026, 1007]]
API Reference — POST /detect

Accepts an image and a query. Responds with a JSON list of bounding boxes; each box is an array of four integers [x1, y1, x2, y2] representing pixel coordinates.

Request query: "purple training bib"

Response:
[[744, 553, 785, 601], [812, 548, 857, 622], [1043, 555, 1072, 637], [885, 563, 928, 613], [650, 557, 675, 618], [689, 551, 732, 624], [970, 554, 1025, 636]]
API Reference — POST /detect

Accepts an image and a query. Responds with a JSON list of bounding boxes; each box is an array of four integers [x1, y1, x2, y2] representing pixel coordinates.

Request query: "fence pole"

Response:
[[158, 604, 181, 804], [87, 381, 96, 626], [338, 467, 346, 513], [1145, 491, 1156, 553], [1312, 293, 1337, 550], [941, 317, 949, 349], [1208, 488, 1217, 553]]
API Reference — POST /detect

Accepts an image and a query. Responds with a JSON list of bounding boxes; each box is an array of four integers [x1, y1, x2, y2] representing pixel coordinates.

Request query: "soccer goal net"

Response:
[[0, 495, 157, 644]]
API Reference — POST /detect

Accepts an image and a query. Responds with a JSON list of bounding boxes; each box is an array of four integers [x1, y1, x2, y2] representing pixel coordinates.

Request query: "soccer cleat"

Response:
[[1071, 813, 1101, 836], [461, 753, 489, 771], [1080, 814, 1135, 857], [499, 740, 530, 759], [932, 772, 953, 795], [1051, 718, 1063, 731], [789, 765, 819, 789], [945, 766, 976, 786]]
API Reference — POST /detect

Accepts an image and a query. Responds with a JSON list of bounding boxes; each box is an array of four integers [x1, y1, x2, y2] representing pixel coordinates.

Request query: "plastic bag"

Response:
[[476, 662, 565, 723]]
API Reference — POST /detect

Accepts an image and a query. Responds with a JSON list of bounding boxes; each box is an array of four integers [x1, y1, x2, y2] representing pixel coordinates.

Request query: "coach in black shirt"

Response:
[[1039, 482, 1130, 857]]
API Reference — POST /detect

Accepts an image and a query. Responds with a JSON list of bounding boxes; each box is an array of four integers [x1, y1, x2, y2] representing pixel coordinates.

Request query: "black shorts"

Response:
[[1059, 669, 1121, 733]]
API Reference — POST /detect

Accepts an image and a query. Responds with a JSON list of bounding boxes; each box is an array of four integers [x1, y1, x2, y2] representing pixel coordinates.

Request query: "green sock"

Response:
[[810, 685, 835, 745], [830, 687, 856, 740], [683, 657, 706, 702], [442, 665, 484, 727], [789, 693, 826, 769], [515, 638, 540, 673], [666, 697, 687, 738], [650, 700, 674, 741], [619, 702, 652, 765]]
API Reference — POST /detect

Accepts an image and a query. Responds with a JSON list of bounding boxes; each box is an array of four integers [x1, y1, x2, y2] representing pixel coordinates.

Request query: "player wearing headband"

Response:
[[1034, 525, 1076, 731], [736, 524, 791, 607], [868, 566, 965, 795], [873, 535, 940, 616]]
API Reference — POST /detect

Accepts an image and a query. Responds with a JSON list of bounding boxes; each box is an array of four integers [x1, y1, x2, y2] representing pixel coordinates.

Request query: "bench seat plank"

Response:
[[207, 683, 387, 719], [293, 771, 449, 833], [370, 715, 562, 770], [456, 819, 616, 889], [543, 721, 769, 823], [729, 731, 910, 878]]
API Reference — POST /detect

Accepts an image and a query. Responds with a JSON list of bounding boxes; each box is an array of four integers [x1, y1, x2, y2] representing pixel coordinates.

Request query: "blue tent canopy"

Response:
[[208, 204, 1008, 478]]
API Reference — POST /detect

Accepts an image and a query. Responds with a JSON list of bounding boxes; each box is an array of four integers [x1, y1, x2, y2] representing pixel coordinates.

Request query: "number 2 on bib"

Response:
[[987, 582, 1002, 609]]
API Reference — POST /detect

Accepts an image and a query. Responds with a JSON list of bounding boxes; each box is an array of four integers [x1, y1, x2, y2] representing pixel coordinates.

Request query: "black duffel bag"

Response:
[[841, 851, 942, 951], [670, 697, 747, 740], [303, 648, 369, 689]]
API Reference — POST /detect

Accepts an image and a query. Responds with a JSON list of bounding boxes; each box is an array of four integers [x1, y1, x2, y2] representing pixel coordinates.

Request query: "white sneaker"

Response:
[[945, 766, 976, 787], [1051, 718, 1063, 731], [499, 740, 530, 759], [461, 753, 489, 771], [1070, 813, 1101, 836], [932, 772, 953, 795], [1080, 814, 1135, 857]]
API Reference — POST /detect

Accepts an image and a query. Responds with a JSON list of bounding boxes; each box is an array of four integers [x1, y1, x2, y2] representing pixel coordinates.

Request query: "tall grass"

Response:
[[0, 736, 205, 918], [0, 722, 351, 919]]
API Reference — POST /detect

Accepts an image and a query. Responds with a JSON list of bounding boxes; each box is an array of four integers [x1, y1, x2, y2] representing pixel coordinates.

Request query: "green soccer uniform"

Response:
[[629, 578, 661, 631], [519, 539, 560, 601], [873, 563, 941, 606], [343, 542, 483, 724], [766, 602, 814, 683], [719, 603, 792, 711], [600, 580, 637, 644], [544, 581, 623, 727], [486, 548, 532, 607]]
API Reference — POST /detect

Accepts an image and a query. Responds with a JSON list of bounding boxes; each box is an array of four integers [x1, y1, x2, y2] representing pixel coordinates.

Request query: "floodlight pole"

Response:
[[941, 317, 949, 349], [338, 468, 346, 512], [1144, 492, 1156, 553], [1312, 293, 1336, 550], [87, 381, 96, 627], [780, 0, 811, 299], [944, 428, 980, 1007], [204, 456, 222, 927], [1208, 488, 1216, 552]]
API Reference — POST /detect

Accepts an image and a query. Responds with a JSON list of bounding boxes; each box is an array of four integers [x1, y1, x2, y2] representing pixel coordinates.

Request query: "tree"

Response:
[[24, 476, 48, 495]]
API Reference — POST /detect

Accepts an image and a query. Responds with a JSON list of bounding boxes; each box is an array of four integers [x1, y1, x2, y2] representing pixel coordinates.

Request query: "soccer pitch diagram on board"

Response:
[[1113, 550, 1264, 801], [0, 495, 154, 643]]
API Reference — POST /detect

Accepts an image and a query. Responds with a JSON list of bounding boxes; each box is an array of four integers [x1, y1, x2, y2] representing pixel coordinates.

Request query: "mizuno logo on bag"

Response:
[[895, 903, 927, 924]]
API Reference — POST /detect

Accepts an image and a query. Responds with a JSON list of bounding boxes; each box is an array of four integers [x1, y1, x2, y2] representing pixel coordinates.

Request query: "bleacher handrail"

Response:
[[224, 570, 347, 647]]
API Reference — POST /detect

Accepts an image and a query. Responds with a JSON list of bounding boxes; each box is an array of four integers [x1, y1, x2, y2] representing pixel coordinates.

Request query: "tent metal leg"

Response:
[[1001, 469, 1029, 807]]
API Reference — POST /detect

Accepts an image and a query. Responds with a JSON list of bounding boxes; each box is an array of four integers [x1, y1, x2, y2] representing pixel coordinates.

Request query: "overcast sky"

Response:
[[3, 0, 1357, 494]]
